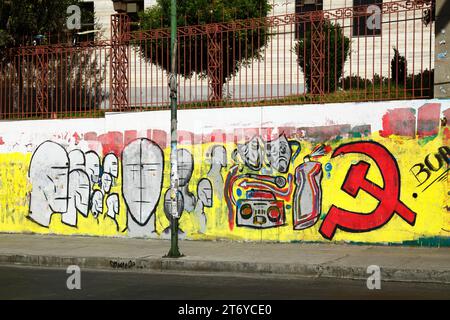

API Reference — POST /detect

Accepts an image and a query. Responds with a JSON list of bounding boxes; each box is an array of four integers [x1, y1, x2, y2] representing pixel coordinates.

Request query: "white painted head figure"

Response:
[[85, 151, 101, 184], [198, 178, 213, 207], [91, 190, 103, 218], [177, 149, 194, 187], [106, 193, 120, 220], [62, 169, 90, 226], [101, 173, 113, 194], [265, 134, 292, 173], [236, 136, 264, 171], [210, 145, 227, 168], [163, 189, 184, 221], [28, 141, 70, 227], [122, 138, 164, 227], [177, 148, 196, 212], [68, 149, 86, 172], [103, 153, 119, 178]]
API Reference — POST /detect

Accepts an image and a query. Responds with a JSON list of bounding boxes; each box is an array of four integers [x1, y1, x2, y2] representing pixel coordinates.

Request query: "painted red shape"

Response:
[[146, 129, 153, 140], [243, 128, 260, 141], [443, 108, 450, 126], [178, 130, 194, 145], [124, 130, 138, 146], [152, 129, 167, 149], [260, 128, 273, 141], [72, 132, 81, 145], [0, 137, 4, 145], [84, 132, 97, 141], [210, 129, 226, 143], [380, 108, 416, 138], [233, 128, 245, 144], [277, 126, 296, 139], [193, 133, 203, 145], [319, 141, 416, 240], [98, 131, 123, 157], [417, 103, 441, 137], [444, 127, 450, 146]]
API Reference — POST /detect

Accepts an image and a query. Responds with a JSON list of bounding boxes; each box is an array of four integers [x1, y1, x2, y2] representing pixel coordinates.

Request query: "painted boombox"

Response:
[[236, 190, 286, 229]]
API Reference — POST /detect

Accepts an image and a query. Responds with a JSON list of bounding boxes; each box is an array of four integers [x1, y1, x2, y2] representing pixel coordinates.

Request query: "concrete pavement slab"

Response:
[[0, 233, 449, 284]]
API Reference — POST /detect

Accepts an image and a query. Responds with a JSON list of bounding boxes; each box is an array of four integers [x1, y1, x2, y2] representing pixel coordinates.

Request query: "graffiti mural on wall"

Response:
[[0, 101, 448, 245], [225, 135, 331, 232], [318, 141, 417, 240]]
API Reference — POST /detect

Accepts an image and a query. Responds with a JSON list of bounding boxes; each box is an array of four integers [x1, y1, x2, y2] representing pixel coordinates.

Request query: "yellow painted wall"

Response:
[[0, 128, 447, 245]]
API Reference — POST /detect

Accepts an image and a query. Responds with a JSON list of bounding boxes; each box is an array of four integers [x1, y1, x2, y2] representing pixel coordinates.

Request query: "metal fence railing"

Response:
[[0, 0, 435, 120]]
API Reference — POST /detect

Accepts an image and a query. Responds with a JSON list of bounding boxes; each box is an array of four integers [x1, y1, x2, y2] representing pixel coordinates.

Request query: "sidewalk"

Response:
[[0, 233, 449, 283]]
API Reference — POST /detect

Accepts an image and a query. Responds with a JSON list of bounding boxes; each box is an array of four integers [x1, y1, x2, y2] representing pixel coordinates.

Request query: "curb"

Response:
[[1, 254, 449, 284]]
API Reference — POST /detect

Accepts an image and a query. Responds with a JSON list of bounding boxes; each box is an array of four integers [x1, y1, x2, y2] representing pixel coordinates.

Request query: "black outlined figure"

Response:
[[194, 178, 213, 233], [265, 134, 301, 173], [103, 153, 119, 178], [207, 145, 227, 200], [105, 193, 120, 232], [85, 151, 101, 184], [101, 173, 113, 194], [28, 141, 70, 228], [122, 138, 164, 237], [293, 157, 323, 230], [91, 190, 103, 218], [233, 136, 264, 171], [162, 188, 185, 238], [62, 169, 90, 227], [68, 149, 86, 171], [178, 148, 196, 213]]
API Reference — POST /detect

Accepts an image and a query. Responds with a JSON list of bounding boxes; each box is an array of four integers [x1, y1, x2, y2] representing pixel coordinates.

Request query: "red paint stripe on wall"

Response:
[[98, 131, 123, 157], [152, 129, 168, 149]]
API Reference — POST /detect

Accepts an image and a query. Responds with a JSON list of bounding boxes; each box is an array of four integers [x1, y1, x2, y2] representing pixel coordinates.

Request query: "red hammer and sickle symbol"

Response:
[[319, 141, 417, 240]]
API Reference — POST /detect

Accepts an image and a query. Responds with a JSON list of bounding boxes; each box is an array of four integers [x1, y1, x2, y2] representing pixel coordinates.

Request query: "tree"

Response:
[[0, 0, 105, 117], [0, 0, 96, 57], [294, 20, 350, 93], [137, 0, 272, 102], [391, 47, 407, 86]]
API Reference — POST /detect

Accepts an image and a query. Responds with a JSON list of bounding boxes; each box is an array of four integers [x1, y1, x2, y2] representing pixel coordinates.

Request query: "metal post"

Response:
[[434, 0, 450, 98], [166, 0, 182, 258]]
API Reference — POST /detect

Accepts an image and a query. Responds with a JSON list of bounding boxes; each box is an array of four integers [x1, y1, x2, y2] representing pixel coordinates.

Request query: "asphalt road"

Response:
[[0, 265, 449, 300]]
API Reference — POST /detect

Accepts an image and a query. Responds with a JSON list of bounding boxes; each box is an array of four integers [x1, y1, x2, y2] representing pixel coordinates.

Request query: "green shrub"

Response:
[[391, 48, 407, 86], [294, 20, 350, 93]]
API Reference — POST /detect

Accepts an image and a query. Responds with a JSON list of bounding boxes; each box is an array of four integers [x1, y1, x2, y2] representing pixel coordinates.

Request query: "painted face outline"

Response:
[[29, 141, 70, 215], [70, 169, 90, 217], [177, 148, 194, 187], [103, 153, 119, 178], [106, 193, 120, 218], [266, 134, 292, 173], [163, 188, 184, 220], [101, 173, 113, 194], [91, 190, 103, 218], [122, 138, 164, 226], [85, 151, 101, 184], [68, 149, 86, 172], [211, 145, 227, 168], [198, 179, 213, 207], [237, 136, 264, 171]]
